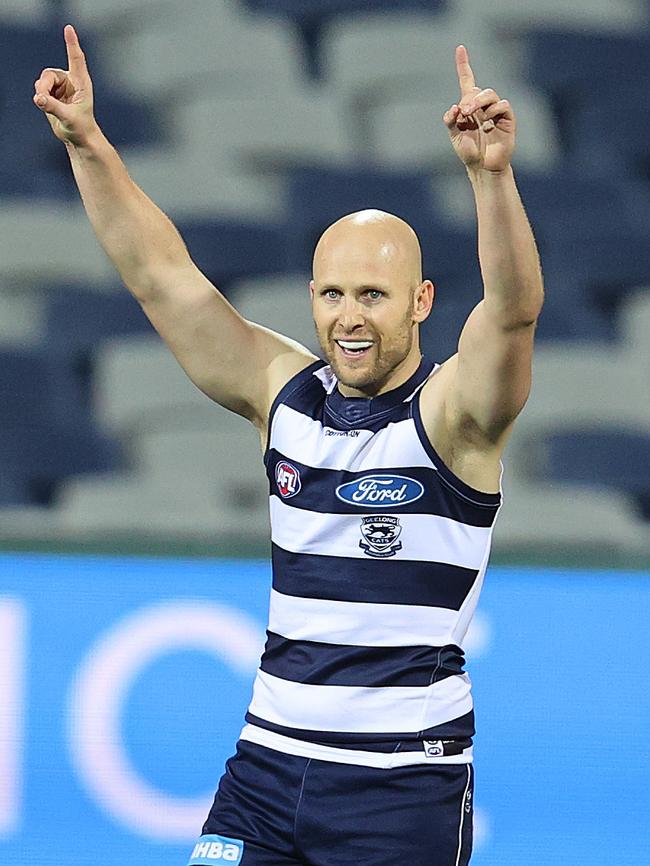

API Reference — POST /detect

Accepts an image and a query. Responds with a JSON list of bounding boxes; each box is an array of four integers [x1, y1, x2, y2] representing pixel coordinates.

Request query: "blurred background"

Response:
[[0, 0, 649, 864]]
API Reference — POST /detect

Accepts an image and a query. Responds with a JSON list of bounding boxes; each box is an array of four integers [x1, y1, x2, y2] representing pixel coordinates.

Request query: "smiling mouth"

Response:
[[335, 339, 374, 359]]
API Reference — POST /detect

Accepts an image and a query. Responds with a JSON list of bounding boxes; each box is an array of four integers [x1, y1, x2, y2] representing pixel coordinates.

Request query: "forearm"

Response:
[[65, 125, 190, 299], [468, 165, 544, 327]]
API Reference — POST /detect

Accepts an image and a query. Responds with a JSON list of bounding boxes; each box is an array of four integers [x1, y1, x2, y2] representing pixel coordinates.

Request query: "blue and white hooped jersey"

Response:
[[240, 357, 502, 768]]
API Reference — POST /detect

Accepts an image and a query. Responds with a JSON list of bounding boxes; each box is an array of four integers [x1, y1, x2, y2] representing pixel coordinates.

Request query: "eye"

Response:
[[365, 289, 383, 301], [322, 288, 340, 300]]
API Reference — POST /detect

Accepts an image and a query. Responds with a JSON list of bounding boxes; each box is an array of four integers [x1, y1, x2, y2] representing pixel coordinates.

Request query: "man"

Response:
[[34, 24, 543, 866]]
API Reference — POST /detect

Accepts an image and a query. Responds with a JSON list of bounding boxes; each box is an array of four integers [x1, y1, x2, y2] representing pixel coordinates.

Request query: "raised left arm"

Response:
[[437, 46, 544, 448]]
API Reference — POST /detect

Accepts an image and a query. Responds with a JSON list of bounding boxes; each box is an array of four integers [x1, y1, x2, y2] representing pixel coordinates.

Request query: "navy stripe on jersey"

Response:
[[264, 360, 327, 460], [244, 710, 476, 744], [323, 399, 413, 434], [272, 544, 479, 610], [267, 451, 498, 526], [270, 359, 435, 432], [260, 631, 465, 687]]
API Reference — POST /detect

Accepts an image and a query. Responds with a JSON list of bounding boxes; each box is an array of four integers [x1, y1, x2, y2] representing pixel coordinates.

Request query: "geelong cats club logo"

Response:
[[359, 515, 402, 558], [275, 461, 301, 498]]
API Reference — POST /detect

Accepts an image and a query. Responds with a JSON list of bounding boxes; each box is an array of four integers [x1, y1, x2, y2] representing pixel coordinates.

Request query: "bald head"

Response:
[[310, 209, 434, 396], [313, 209, 423, 289]]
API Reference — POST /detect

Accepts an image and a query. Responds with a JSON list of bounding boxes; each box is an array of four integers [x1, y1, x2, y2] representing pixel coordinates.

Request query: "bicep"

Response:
[[139, 260, 317, 425], [448, 299, 536, 443]]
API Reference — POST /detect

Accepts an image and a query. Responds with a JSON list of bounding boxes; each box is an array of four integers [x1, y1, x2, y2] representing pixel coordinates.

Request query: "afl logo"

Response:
[[275, 461, 301, 498], [336, 474, 424, 508]]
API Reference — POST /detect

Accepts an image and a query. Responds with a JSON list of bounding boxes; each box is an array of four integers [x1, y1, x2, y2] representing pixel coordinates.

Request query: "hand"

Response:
[[33, 24, 97, 147], [443, 45, 516, 174]]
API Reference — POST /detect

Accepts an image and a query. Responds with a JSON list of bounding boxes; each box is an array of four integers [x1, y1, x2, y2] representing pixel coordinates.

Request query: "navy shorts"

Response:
[[189, 740, 473, 866]]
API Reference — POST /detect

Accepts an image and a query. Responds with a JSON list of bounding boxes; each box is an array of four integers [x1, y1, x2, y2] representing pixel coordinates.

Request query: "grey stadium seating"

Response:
[[0, 0, 648, 556]]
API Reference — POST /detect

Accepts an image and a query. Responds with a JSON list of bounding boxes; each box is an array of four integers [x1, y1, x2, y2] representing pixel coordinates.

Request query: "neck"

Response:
[[337, 347, 423, 398]]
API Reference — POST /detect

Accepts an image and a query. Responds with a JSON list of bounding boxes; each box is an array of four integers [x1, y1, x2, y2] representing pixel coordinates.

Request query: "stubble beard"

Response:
[[318, 311, 415, 395]]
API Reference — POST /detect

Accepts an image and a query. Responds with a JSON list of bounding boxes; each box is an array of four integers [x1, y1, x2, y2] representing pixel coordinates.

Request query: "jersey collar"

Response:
[[325, 356, 436, 423]]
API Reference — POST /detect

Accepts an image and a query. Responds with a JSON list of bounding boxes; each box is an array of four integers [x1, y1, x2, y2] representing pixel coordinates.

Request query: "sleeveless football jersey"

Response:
[[239, 357, 501, 768]]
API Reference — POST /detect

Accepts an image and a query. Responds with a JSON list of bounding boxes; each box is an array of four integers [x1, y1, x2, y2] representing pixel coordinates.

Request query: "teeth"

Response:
[[337, 340, 373, 350]]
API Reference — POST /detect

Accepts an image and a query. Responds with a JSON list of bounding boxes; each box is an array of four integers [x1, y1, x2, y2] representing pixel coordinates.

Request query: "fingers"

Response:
[[64, 23, 88, 80], [443, 94, 513, 134], [455, 44, 475, 96], [33, 67, 67, 113], [460, 87, 498, 116], [482, 98, 514, 123], [443, 104, 461, 129], [34, 67, 67, 97]]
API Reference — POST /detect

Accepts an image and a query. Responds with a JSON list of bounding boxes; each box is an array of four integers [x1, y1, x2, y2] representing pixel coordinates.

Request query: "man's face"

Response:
[[311, 226, 424, 395]]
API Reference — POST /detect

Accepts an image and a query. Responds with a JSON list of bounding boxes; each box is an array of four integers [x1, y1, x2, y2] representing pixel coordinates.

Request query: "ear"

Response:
[[309, 279, 315, 300], [413, 280, 434, 323]]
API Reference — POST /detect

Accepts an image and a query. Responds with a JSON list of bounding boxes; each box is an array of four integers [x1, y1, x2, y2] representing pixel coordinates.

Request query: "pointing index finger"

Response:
[[455, 44, 476, 96], [64, 23, 87, 77]]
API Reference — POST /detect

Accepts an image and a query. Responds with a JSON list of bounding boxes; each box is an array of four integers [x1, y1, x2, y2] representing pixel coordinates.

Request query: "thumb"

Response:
[[33, 92, 67, 118], [33, 93, 77, 134]]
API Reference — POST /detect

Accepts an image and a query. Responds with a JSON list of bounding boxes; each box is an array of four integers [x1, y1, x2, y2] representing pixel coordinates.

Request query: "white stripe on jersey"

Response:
[[270, 496, 492, 569], [269, 588, 461, 647], [239, 724, 473, 768], [248, 669, 473, 734], [270, 404, 433, 472]]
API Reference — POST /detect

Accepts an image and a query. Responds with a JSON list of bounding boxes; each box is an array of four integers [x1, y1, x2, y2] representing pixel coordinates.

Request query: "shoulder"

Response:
[[264, 359, 330, 434], [418, 355, 505, 493]]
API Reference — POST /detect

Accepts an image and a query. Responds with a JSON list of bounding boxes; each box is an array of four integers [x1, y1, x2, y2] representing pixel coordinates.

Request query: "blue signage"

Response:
[[0, 554, 648, 865]]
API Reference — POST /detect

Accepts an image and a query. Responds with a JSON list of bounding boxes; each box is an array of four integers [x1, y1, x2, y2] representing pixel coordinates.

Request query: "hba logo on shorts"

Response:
[[336, 474, 424, 507], [188, 835, 244, 865]]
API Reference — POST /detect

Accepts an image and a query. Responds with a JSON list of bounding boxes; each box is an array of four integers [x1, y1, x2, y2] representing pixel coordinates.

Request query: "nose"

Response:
[[338, 297, 365, 332]]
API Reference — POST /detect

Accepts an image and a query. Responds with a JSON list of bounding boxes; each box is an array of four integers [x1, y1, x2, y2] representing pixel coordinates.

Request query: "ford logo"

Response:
[[335, 474, 424, 508]]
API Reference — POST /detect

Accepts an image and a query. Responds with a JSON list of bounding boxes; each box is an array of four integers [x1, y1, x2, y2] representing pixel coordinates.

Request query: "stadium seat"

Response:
[[231, 273, 320, 354], [45, 288, 153, 352], [366, 81, 560, 171], [542, 430, 650, 516], [493, 477, 649, 551], [285, 166, 442, 270], [525, 30, 650, 104], [56, 426, 269, 538], [120, 146, 286, 221], [620, 288, 650, 364], [67, 0, 215, 28], [176, 219, 291, 291], [134, 426, 268, 521], [320, 12, 514, 106], [462, 0, 647, 33], [563, 82, 650, 182], [0, 470, 33, 507], [0, 203, 115, 283], [44, 287, 153, 410], [246, 0, 445, 18], [0, 348, 87, 429], [102, 0, 307, 98], [531, 274, 612, 342], [420, 288, 479, 364], [0, 424, 123, 506], [0, 23, 80, 198], [246, 1, 448, 77], [175, 88, 355, 173], [0, 286, 46, 347], [513, 170, 637, 248], [511, 340, 650, 435], [540, 232, 650, 321], [92, 335, 221, 435], [0, 0, 49, 22], [91, 89, 162, 150]]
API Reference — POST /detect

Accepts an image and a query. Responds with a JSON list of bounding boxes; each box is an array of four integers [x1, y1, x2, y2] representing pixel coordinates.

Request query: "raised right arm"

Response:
[[33, 25, 316, 428]]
